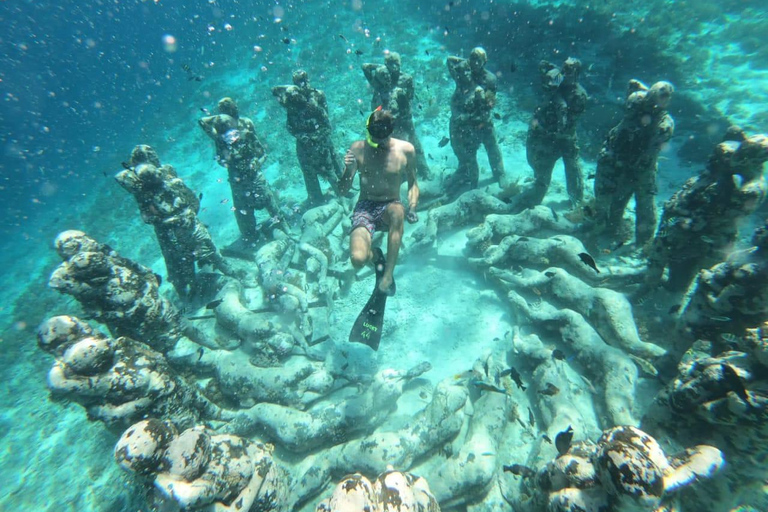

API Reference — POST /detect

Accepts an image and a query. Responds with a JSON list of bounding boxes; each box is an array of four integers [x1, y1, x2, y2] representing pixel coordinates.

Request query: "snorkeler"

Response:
[[198, 97, 284, 245], [445, 47, 509, 195], [340, 108, 419, 349], [362, 52, 431, 180], [272, 70, 341, 206]]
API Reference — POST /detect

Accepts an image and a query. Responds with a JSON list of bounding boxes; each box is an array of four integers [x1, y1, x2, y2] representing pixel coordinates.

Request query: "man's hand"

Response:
[[406, 208, 419, 224], [344, 150, 356, 168]]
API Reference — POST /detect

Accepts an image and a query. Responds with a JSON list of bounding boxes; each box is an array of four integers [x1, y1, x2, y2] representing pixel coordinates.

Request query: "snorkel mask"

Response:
[[366, 105, 384, 148]]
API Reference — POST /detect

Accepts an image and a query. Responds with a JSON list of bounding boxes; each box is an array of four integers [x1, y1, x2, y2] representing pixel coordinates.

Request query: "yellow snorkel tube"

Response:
[[365, 105, 383, 148]]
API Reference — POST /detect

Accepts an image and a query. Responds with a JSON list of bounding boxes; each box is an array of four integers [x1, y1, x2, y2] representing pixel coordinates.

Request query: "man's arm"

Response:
[[405, 145, 419, 223], [338, 144, 360, 196], [198, 116, 218, 139]]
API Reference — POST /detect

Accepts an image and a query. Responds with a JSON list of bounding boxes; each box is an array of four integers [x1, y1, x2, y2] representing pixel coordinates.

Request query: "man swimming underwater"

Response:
[[339, 107, 420, 295]]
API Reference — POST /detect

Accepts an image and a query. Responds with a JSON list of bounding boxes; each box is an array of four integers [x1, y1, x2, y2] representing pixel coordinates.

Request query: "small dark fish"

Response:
[[528, 407, 536, 428], [189, 75, 203, 82], [549, 206, 559, 222], [338, 34, 348, 42], [721, 364, 753, 408], [182, 64, 191, 72], [200, 107, 211, 115], [542, 434, 553, 444], [612, 240, 625, 251], [668, 304, 681, 315], [120, 161, 132, 170], [444, 26, 450, 34], [438, 136, 450, 148], [206, 299, 224, 310], [577, 252, 600, 273], [425, 50, 430, 56], [500, 367, 526, 391], [471, 379, 507, 394], [359, 109, 365, 117], [509, 61, 517, 73], [539, 382, 560, 396], [197, 347, 204, 361], [102, 171, 107, 177], [552, 349, 566, 361], [545, 271, 556, 278], [503, 464, 536, 478], [341, 362, 349, 371], [710, 315, 731, 322], [555, 425, 574, 455], [282, 37, 291, 44], [428, 153, 434, 160], [354, 49, 363, 56], [493, 112, 502, 120]]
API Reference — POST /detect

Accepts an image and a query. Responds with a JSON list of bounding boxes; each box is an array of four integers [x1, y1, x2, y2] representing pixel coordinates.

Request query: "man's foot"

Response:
[[372, 247, 396, 296]]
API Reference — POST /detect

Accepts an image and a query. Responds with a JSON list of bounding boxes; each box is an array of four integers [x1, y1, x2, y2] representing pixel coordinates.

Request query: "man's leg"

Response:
[[229, 178, 259, 242], [379, 202, 405, 294], [349, 226, 373, 270], [634, 166, 659, 247]]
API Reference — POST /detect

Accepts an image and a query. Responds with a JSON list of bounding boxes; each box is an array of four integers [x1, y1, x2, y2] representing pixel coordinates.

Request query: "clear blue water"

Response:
[[1, 1, 766, 510]]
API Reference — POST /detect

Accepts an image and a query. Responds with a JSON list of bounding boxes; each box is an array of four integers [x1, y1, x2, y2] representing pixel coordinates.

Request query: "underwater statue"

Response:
[[645, 128, 768, 292], [518, 425, 723, 512], [519, 57, 588, 210], [445, 47, 508, 194], [272, 70, 341, 206], [115, 144, 239, 299], [37, 315, 220, 429], [362, 51, 431, 180], [593, 79, 675, 247], [115, 419, 288, 510], [48, 230, 181, 353], [680, 218, 768, 340], [199, 97, 284, 244], [316, 468, 440, 511]]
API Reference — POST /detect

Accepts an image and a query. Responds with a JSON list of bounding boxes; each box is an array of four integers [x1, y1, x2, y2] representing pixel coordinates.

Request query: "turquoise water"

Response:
[[1, 1, 767, 510]]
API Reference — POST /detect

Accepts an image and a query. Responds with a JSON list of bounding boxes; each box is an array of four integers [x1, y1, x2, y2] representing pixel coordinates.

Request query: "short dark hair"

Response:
[[367, 109, 394, 139]]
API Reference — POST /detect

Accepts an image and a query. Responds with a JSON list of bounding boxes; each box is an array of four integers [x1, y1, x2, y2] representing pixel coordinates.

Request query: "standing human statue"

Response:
[[198, 97, 283, 244], [361, 52, 431, 180], [115, 144, 238, 299], [445, 47, 508, 194], [272, 70, 341, 206], [521, 57, 587, 208], [593, 80, 675, 246]]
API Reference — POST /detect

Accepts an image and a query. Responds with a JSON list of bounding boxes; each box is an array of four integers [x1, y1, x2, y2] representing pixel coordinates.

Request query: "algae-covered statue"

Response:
[[199, 97, 284, 244], [645, 129, 768, 292], [519, 57, 588, 209], [445, 47, 508, 194], [362, 52, 431, 180], [272, 70, 341, 206], [48, 230, 180, 353], [593, 80, 675, 246], [116, 144, 238, 299]]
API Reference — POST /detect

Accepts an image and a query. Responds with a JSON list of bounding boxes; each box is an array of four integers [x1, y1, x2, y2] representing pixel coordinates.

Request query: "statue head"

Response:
[[292, 69, 309, 88], [217, 97, 239, 118], [469, 47, 488, 73]]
